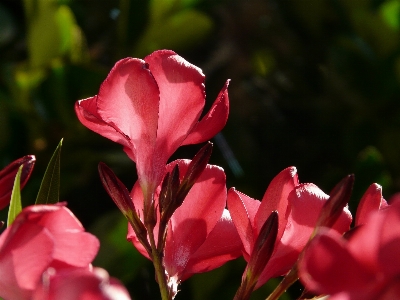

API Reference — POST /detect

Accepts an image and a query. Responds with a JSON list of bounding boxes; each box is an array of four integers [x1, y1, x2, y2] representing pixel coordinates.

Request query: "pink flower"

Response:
[[32, 267, 131, 300], [227, 167, 352, 289], [298, 186, 398, 300], [0, 155, 35, 209], [0, 204, 99, 300], [75, 50, 229, 206], [127, 159, 242, 291]]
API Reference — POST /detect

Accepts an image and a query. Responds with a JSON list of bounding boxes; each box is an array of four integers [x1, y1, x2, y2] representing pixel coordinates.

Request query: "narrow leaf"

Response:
[[35, 139, 63, 204], [7, 165, 23, 227]]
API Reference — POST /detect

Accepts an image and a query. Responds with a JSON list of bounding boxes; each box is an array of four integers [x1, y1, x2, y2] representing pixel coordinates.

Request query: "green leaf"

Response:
[[134, 9, 213, 57], [25, 0, 61, 68], [380, 0, 400, 30], [35, 139, 63, 204], [7, 165, 23, 227]]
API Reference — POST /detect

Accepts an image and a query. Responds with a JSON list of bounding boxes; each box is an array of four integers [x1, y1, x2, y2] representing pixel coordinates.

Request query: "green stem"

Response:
[[148, 228, 170, 300], [265, 265, 298, 300]]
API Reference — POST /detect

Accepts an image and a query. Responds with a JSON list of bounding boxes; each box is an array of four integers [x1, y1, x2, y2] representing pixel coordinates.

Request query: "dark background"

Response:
[[1, 0, 399, 299]]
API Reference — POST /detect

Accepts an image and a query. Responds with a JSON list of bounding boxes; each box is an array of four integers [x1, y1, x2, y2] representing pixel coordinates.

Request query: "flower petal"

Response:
[[227, 188, 260, 258], [180, 209, 242, 281], [98, 58, 161, 187], [75, 97, 132, 152], [144, 50, 206, 161], [355, 183, 388, 226], [0, 221, 53, 300], [256, 183, 352, 288], [20, 205, 99, 268], [163, 161, 226, 278], [298, 229, 375, 296], [255, 167, 298, 241], [33, 267, 131, 300], [182, 80, 230, 145], [377, 199, 400, 278]]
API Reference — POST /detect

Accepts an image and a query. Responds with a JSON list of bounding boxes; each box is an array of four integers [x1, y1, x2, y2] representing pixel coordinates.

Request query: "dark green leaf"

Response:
[[35, 139, 63, 204]]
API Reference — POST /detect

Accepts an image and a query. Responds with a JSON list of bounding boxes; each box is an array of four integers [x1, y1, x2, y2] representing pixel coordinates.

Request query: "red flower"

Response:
[[75, 50, 229, 206], [32, 267, 131, 300], [0, 204, 99, 300], [0, 155, 35, 209], [127, 159, 242, 293], [298, 186, 397, 300], [227, 167, 352, 289]]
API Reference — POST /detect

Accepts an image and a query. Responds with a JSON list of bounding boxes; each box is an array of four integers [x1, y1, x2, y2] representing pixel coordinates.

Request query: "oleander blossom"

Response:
[[298, 185, 395, 300], [75, 50, 229, 207], [0, 204, 99, 300], [127, 159, 242, 294], [227, 167, 352, 289]]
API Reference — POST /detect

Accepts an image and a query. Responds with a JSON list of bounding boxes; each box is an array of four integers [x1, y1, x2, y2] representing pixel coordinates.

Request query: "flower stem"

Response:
[[265, 265, 298, 300], [148, 228, 171, 300]]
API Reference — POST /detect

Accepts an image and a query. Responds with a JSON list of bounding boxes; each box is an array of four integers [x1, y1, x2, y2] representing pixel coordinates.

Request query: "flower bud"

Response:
[[316, 174, 354, 229], [98, 162, 150, 252], [0, 155, 36, 208]]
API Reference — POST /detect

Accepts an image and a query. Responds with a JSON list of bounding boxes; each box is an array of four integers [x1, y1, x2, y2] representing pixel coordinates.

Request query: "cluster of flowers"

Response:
[[2, 50, 400, 299]]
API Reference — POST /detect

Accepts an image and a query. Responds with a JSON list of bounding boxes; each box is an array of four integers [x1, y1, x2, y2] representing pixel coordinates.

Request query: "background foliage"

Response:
[[1, 0, 400, 299]]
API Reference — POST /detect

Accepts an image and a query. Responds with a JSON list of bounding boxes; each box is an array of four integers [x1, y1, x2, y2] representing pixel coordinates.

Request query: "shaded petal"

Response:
[[227, 188, 260, 257], [355, 183, 388, 226], [180, 209, 242, 281], [164, 161, 226, 277], [377, 199, 400, 278], [145, 50, 206, 162], [378, 278, 400, 300], [255, 167, 298, 241], [298, 229, 376, 296], [182, 80, 230, 145]]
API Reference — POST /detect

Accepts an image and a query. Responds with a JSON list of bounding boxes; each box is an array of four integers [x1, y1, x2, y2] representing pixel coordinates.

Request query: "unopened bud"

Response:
[[0, 155, 36, 204], [98, 162, 148, 245], [316, 174, 354, 228], [176, 142, 213, 206]]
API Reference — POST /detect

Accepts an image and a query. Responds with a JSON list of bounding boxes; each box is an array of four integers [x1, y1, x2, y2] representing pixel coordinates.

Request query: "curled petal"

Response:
[[75, 98, 132, 151], [183, 80, 230, 145]]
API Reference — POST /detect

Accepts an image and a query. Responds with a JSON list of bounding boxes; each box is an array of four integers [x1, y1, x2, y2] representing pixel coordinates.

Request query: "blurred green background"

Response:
[[1, 0, 400, 299]]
